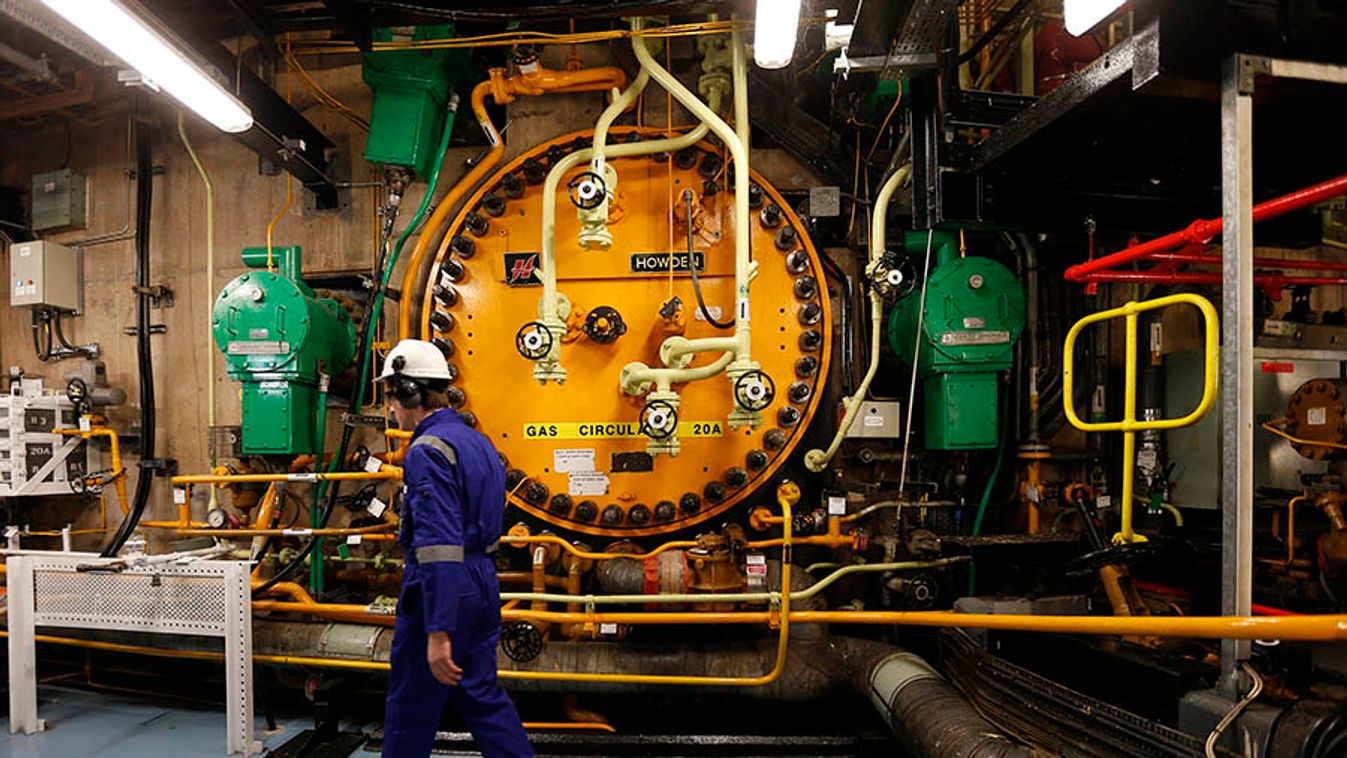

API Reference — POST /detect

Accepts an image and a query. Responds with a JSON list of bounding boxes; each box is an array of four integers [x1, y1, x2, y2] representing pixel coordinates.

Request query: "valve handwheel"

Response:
[[567, 171, 607, 210], [501, 621, 544, 663], [66, 377, 90, 416], [640, 400, 679, 439], [515, 322, 554, 361], [734, 370, 776, 412]]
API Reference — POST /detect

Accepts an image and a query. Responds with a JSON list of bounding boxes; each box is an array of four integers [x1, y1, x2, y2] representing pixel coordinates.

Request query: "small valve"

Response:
[[734, 370, 776, 412], [869, 253, 914, 302], [583, 306, 627, 344], [515, 322, 554, 361], [640, 400, 679, 440], [567, 171, 607, 210]]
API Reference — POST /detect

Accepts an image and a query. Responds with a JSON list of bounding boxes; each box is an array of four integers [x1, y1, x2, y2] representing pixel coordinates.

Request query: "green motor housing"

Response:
[[213, 246, 357, 455], [361, 25, 471, 177], [886, 231, 1026, 450]]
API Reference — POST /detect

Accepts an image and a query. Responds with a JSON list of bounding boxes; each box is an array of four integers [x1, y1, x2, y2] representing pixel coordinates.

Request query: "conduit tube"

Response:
[[177, 113, 217, 512], [804, 164, 912, 472], [397, 65, 627, 338], [101, 116, 156, 558], [630, 19, 759, 418]]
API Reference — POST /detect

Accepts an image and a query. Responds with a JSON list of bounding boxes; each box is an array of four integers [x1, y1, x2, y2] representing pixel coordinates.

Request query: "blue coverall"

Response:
[[383, 407, 533, 757]]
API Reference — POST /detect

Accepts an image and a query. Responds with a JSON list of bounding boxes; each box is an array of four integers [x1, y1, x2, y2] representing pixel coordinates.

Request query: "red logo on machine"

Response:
[[504, 252, 542, 287]]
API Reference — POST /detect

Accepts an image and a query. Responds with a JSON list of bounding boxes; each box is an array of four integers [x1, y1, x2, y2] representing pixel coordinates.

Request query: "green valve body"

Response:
[[361, 25, 471, 177], [887, 232, 1025, 450], [213, 246, 357, 455]]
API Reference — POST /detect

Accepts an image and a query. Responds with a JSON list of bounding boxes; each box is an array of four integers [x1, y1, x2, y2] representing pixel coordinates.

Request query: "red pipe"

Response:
[[1134, 580, 1304, 616], [1064, 172, 1347, 282], [1150, 252, 1347, 274], [1077, 270, 1347, 288]]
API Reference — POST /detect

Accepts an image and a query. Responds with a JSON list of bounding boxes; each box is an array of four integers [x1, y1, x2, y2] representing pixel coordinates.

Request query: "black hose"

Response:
[[31, 311, 51, 361], [956, 0, 1035, 64], [684, 189, 734, 330], [817, 249, 855, 395], [101, 118, 155, 558]]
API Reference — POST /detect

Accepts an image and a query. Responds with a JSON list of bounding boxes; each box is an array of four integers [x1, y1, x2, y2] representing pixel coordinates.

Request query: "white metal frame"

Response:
[[1219, 53, 1347, 697], [6, 554, 260, 756]]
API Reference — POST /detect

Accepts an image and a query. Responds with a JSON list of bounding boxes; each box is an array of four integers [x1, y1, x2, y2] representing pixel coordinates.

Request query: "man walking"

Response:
[[378, 339, 532, 757]]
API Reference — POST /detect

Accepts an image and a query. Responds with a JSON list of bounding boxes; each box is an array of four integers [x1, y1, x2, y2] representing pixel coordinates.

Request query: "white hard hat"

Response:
[[378, 339, 452, 381]]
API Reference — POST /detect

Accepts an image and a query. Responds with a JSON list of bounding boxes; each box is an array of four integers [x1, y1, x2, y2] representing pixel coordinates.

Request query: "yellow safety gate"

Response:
[[1062, 294, 1220, 544]]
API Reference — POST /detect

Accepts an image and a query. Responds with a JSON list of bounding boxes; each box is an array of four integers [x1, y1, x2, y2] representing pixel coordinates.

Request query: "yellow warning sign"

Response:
[[522, 421, 725, 440]]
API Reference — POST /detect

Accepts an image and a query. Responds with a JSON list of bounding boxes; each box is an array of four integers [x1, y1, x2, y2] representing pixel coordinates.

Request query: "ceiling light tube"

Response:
[[1064, 0, 1128, 37], [41, 0, 253, 133], [754, 0, 802, 69]]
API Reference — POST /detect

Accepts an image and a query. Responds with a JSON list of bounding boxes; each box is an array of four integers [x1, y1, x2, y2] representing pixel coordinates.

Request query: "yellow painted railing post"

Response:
[[1062, 294, 1220, 544]]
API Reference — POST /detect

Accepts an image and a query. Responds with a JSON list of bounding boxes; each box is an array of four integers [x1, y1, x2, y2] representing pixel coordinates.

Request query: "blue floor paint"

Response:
[[0, 685, 314, 757]]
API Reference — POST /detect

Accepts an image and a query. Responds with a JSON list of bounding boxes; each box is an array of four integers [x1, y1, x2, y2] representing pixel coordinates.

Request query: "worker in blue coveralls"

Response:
[[378, 339, 533, 757]]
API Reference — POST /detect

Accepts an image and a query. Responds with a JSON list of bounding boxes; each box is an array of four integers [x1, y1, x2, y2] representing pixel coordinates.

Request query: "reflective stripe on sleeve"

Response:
[[409, 435, 457, 464]]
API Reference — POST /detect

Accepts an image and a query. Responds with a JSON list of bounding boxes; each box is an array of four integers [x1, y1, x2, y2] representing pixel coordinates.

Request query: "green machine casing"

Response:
[[213, 247, 357, 455], [361, 25, 471, 177], [887, 231, 1026, 450]]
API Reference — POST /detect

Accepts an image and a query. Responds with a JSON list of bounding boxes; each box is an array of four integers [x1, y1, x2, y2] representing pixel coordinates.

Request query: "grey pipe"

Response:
[[1007, 232, 1042, 447]]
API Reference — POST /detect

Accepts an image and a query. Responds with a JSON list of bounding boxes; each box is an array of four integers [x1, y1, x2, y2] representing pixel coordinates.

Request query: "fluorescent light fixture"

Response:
[[754, 0, 803, 69], [41, 0, 253, 133], [1064, 0, 1127, 36]]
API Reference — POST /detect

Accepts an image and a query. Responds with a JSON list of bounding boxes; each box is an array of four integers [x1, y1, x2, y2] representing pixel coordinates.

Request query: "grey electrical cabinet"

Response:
[[9, 240, 82, 312], [30, 169, 87, 232]]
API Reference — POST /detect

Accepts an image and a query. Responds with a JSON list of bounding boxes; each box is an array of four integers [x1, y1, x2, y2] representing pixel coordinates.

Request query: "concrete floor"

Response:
[[1, 684, 318, 758]]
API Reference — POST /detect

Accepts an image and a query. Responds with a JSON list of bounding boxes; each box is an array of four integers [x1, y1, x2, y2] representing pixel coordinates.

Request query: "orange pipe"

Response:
[[502, 534, 697, 561], [397, 64, 627, 339], [174, 523, 396, 538], [171, 468, 400, 485]]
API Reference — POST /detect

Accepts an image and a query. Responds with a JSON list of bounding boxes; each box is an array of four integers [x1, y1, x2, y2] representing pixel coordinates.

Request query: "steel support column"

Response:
[[1218, 54, 1255, 699]]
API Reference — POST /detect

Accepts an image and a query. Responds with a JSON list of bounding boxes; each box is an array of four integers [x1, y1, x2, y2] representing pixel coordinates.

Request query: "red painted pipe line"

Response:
[[1134, 580, 1303, 616], [1064, 172, 1347, 282], [1078, 270, 1347, 288], [1150, 252, 1347, 274]]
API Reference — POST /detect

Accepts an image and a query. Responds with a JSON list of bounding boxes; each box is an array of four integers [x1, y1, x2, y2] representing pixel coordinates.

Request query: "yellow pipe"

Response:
[[171, 467, 400, 486], [177, 112, 218, 513], [804, 164, 912, 472], [1159, 502, 1185, 528], [1287, 495, 1313, 565], [1262, 420, 1347, 452], [397, 65, 628, 339], [55, 427, 128, 516], [524, 722, 616, 733], [502, 534, 699, 562], [174, 523, 396, 539]]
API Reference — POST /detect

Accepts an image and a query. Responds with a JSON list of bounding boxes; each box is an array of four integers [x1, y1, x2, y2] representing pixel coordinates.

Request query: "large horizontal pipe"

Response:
[[1074, 270, 1347, 288]]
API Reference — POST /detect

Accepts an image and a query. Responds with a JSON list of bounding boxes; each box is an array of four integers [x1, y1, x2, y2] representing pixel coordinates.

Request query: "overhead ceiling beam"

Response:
[[322, 0, 373, 52]]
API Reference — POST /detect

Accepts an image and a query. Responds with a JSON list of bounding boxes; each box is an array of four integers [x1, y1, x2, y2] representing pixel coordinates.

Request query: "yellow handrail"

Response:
[[1062, 293, 1220, 544]]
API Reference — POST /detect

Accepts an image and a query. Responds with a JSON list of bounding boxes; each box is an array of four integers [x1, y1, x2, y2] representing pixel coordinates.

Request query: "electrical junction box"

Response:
[[30, 169, 87, 232], [9, 240, 82, 312], [846, 400, 901, 438], [0, 383, 94, 496]]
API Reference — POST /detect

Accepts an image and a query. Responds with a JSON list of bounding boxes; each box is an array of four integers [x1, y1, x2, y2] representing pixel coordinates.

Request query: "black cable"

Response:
[[684, 190, 734, 330], [956, 0, 1035, 64], [31, 311, 50, 361], [816, 249, 854, 395], [252, 178, 406, 598], [101, 114, 155, 557], [53, 311, 79, 352]]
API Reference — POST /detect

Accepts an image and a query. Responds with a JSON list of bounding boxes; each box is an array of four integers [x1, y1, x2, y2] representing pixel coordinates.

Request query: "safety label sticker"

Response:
[[524, 421, 724, 440], [227, 340, 291, 355], [553, 448, 596, 473], [567, 471, 609, 497]]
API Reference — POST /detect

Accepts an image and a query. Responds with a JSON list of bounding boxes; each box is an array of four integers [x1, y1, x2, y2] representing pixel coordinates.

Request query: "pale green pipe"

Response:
[[591, 67, 650, 174], [632, 18, 753, 365], [622, 349, 735, 394], [538, 123, 713, 362], [732, 24, 750, 172], [499, 557, 969, 606], [804, 164, 912, 473]]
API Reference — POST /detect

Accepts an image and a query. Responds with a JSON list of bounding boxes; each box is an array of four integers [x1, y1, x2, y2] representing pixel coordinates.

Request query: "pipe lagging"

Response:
[[804, 164, 912, 472]]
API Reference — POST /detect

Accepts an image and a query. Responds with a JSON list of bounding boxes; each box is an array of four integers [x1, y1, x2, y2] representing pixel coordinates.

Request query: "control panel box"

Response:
[[846, 400, 901, 438], [0, 387, 94, 496], [30, 169, 87, 232], [10, 240, 82, 312]]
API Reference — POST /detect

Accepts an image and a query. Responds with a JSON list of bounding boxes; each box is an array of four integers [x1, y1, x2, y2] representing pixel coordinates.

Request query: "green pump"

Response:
[[886, 231, 1026, 450], [213, 246, 357, 455]]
